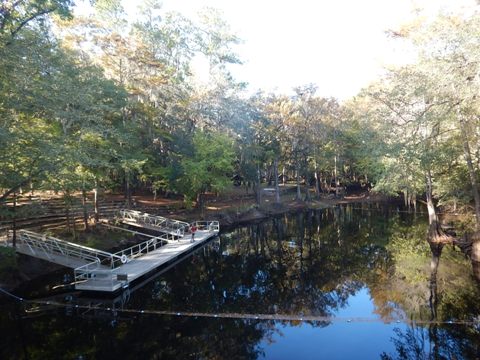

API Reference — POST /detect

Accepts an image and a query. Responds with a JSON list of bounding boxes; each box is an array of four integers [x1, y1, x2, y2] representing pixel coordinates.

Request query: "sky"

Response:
[[121, 0, 477, 100]]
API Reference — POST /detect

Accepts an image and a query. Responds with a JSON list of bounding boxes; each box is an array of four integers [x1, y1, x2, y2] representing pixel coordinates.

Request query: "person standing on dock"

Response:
[[190, 224, 197, 242]]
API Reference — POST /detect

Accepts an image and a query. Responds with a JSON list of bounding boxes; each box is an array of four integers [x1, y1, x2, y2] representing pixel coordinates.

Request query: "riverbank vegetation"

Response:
[[1, 1, 480, 240]]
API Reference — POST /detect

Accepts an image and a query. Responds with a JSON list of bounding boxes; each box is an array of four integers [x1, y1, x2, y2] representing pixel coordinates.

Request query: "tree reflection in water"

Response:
[[1, 204, 479, 359], [381, 231, 480, 359]]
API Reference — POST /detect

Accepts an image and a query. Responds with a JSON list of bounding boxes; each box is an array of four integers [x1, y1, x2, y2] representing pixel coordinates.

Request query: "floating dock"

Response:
[[11, 211, 219, 293], [75, 229, 216, 292]]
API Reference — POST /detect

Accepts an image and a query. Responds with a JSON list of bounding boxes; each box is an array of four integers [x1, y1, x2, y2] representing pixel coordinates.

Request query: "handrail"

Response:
[[73, 232, 178, 287], [112, 231, 184, 266], [17, 218, 219, 291], [73, 220, 219, 288], [74, 260, 116, 288], [190, 220, 220, 233], [118, 209, 190, 236], [19, 230, 116, 257], [18, 230, 122, 267]]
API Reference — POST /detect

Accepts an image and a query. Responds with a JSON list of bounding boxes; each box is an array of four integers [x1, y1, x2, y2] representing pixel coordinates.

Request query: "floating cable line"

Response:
[[0, 286, 24, 302], [21, 299, 480, 326], [2, 289, 478, 326], [341, 206, 465, 216]]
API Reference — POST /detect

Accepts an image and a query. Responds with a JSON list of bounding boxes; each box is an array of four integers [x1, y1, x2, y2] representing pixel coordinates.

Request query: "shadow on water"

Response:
[[1, 203, 480, 359]]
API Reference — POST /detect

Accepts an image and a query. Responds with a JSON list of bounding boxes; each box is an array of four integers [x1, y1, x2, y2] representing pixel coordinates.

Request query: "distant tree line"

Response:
[[1, 1, 479, 233]]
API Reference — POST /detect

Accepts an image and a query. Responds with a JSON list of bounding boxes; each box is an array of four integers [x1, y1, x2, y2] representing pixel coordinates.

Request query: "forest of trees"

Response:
[[1, 0, 480, 232]]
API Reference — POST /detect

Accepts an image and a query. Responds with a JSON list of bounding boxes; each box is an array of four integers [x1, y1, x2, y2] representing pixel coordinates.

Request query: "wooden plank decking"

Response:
[[75, 230, 217, 292]]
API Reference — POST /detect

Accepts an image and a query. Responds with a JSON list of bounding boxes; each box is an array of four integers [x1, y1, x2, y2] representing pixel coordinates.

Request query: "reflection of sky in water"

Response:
[[260, 287, 402, 359], [334, 287, 376, 319], [261, 322, 403, 359]]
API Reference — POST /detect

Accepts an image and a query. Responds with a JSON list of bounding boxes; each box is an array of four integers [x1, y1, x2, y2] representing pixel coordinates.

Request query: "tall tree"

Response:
[[176, 131, 234, 209]]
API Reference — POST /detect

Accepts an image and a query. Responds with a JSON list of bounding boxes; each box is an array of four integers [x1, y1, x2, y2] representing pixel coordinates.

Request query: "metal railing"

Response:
[[118, 209, 190, 236], [73, 232, 179, 287], [112, 232, 177, 266], [15, 218, 219, 292], [74, 261, 119, 290], [190, 220, 220, 233], [18, 230, 122, 268]]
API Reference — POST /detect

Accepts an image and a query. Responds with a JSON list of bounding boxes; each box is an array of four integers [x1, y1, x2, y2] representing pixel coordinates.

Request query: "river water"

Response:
[[1, 203, 479, 359]]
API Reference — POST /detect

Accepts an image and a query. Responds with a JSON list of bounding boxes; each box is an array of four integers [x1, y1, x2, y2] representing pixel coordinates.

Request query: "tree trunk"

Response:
[[314, 170, 320, 199], [472, 239, 480, 283], [81, 184, 89, 231], [312, 145, 320, 198], [459, 118, 480, 229], [295, 164, 301, 201], [472, 259, 480, 283], [266, 165, 273, 186], [426, 170, 438, 225], [196, 192, 205, 211], [426, 170, 454, 244], [273, 157, 280, 204], [333, 126, 338, 197], [254, 164, 262, 205], [304, 185, 311, 201], [72, 209, 76, 239], [65, 193, 71, 235], [304, 164, 311, 202], [412, 193, 417, 211], [12, 192, 17, 248], [334, 155, 339, 197], [125, 170, 131, 209], [93, 178, 99, 224]]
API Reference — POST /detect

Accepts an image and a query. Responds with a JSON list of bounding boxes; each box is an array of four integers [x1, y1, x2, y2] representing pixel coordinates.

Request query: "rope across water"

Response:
[[20, 298, 480, 326]]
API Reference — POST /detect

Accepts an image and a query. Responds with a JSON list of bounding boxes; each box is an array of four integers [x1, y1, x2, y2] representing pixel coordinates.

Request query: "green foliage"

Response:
[[0, 22, 127, 203], [0, 247, 17, 271], [177, 131, 235, 205], [1, 0, 480, 219], [386, 222, 431, 283], [363, 13, 480, 217], [0, 0, 73, 45]]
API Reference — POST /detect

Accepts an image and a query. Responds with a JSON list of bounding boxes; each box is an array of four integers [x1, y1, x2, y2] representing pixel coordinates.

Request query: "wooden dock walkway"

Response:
[[75, 230, 216, 292]]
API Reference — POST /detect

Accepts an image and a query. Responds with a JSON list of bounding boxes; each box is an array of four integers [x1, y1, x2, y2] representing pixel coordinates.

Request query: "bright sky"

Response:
[[122, 0, 477, 100]]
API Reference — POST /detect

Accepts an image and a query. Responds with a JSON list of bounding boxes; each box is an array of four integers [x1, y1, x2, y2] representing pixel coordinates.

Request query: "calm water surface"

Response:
[[1, 204, 479, 359]]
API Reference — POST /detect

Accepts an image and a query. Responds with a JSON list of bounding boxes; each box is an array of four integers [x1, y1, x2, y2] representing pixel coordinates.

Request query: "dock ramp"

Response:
[[10, 219, 220, 293]]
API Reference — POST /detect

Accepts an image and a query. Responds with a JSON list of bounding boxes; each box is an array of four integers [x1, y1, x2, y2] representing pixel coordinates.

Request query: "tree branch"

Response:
[[3, 6, 58, 45], [0, 175, 36, 203]]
